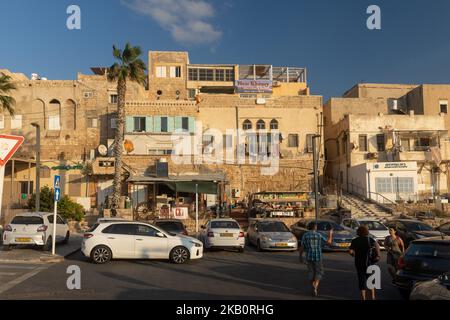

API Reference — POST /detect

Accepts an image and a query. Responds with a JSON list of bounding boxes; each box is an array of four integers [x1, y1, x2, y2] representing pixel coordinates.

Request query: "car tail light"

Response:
[[207, 231, 214, 238], [239, 231, 245, 238], [398, 256, 405, 270], [84, 233, 94, 239], [4, 225, 12, 232], [37, 225, 48, 232]]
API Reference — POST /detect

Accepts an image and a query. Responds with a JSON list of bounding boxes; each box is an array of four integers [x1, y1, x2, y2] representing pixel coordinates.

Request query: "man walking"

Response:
[[299, 222, 333, 297]]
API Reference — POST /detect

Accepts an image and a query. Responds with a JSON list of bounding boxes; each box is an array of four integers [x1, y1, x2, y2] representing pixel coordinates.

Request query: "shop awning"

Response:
[[127, 173, 227, 195]]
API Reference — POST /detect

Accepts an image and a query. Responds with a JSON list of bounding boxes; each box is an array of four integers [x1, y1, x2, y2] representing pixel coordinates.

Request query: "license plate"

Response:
[[220, 233, 233, 237], [338, 243, 350, 248], [15, 237, 32, 243], [275, 243, 288, 247]]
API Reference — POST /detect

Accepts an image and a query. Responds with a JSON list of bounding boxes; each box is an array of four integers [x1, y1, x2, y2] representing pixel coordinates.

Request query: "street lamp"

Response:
[[31, 123, 40, 212]]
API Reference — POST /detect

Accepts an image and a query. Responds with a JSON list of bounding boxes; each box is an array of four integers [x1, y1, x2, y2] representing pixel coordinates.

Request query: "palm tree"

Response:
[[107, 43, 147, 211], [0, 73, 16, 115]]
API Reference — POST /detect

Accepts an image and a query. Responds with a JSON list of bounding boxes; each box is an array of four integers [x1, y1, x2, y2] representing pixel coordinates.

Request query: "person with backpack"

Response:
[[349, 225, 381, 300]]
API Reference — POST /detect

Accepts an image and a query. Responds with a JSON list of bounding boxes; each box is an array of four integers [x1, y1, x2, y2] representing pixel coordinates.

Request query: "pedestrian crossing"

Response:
[[0, 263, 49, 296]]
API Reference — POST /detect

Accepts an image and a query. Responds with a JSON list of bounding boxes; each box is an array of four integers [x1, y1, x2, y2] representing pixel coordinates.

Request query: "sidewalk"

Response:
[[0, 233, 83, 264]]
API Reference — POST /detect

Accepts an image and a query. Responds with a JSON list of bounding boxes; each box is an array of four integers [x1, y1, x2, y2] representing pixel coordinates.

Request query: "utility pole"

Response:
[[31, 123, 41, 212], [312, 135, 321, 223]]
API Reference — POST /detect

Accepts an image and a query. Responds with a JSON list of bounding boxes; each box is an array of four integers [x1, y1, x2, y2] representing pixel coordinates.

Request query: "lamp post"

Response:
[[31, 123, 40, 212]]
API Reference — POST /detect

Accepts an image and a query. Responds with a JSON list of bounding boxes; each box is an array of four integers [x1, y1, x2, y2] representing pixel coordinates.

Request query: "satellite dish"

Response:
[[98, 145, 108, 156]]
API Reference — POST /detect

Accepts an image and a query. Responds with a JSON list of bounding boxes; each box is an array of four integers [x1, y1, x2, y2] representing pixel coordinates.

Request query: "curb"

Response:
[[0, 244, 82, 264]]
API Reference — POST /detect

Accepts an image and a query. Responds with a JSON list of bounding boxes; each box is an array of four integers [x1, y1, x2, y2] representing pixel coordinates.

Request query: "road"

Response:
[[0, 246, 402, 300]]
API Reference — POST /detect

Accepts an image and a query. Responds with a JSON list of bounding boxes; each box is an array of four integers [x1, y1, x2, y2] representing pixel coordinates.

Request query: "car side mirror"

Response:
[[156, 232, 165, 238]]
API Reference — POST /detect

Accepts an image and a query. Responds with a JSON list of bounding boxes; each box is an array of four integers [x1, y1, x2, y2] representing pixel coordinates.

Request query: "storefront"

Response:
[[348, 162, 418, 203]]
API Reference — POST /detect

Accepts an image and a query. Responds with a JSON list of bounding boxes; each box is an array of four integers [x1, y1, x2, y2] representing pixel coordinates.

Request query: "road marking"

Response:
[[0, 264, 37, 270], [0, 265, 49, 295], [0, 272, 17, 276]]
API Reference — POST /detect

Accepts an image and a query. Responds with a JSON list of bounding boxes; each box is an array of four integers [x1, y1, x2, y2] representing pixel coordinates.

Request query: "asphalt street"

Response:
[[0, 246, 402, 300]]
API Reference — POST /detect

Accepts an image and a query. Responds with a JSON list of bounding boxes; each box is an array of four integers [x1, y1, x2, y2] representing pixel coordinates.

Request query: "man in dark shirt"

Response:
[[349, 225, 380, 300]]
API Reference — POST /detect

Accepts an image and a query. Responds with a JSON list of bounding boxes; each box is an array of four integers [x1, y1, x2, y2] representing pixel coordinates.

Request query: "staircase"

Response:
[[341, 193, 393, 219]]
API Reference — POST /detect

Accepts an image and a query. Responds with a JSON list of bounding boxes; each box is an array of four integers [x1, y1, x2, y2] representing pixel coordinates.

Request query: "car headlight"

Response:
[[190, 241, 202, 247], [261, 235, 272, 241], [290, 237, 297, 242]]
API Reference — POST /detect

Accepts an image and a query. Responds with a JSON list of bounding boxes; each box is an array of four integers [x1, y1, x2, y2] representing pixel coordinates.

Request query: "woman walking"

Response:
[[385, 227, 405, 277], [349, 226, 381, 300]]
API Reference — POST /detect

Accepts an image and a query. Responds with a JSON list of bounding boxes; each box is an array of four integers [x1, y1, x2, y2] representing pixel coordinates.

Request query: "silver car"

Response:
[[247, 220, 298, 252]]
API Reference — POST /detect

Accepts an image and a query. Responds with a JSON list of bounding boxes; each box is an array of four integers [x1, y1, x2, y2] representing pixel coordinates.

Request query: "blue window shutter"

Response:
[[145, 116, 153, 132], [175, 116, 183, 131], [189, 117, 196, 134], [154, 116, 161, 132], [126, 116, 134, 133], [168, 117, 175, 133]]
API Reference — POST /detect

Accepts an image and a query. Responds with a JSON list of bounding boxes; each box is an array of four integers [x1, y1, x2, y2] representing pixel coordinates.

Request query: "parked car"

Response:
[[97, 218, 127, 224], [291, 219, 356, 251], [436, 222, 450, 236], [342, 218, 390, 249], [153, 219, 188, 236], [247, 220, 298, 252], [199, 218, 245, 252], [82, 221, 203, 264], [410, 272, 450, 300], [393, 237, 450, 299], [3, 212, 70, 251], [385, 219, 442, 248]]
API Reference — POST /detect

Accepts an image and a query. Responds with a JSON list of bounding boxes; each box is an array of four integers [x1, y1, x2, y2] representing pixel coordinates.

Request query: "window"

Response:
[[414, 137, 433, 151], [306, 134, 314, 153], [376, 134, 385, 152], [170, 66, 181, 78], [87, 117, 98, 128], [256, 120, 266, 130], [215, 69, 224, 81], [359, 135, 368, 152], [199, 69, 214, 81], [48, 115, 61, 130], [156, 66, 167, 78], [182, 117, 189, 131], [135, 224, 160, 237], [440, 100, 448, 114], [111, 118, 117, 129], [188, 68, 198, 81], [225, 69, 235, 82], [211, 221, 240, 229], [188, 89, 196, 100], [102, 224, 136, 235], [20, 181, 33, 194], [57, 216, 65, 224], [394, 177, 414, 194], [133, 117, 146, 132], [161, 117, 168, 133], [400, 138, 410, 152], [147, 149, 172, 156], [288, 134, 299, 148], [270, 119, 279, 130], [0, 115, 4, 129], [11, 216, 43, 225], [375, 178, 392, 193], [110, 94, 118, 104], [243, 120, 252, 131], [223, 134, 233, 149], [41, 166, 51, 178], [11, 115, 22, 129]]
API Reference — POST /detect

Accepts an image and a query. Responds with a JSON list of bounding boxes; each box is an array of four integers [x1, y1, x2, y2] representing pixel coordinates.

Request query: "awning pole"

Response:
[[195, 183, 199, 234]]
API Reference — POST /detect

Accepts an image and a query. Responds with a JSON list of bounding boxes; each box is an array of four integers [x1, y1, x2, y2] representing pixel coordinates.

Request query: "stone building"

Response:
[[324, 83, 450, 203]]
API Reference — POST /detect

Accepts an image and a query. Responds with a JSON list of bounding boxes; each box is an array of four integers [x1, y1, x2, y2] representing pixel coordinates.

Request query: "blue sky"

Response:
[[1, 0, 450, 98]]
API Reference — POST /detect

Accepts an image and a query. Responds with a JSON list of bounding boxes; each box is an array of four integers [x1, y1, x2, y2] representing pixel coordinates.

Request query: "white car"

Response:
[[82, 221, 203, 264], [199, 218, 245, 252], [3, 212, 70, 251], [342, 218, 390, 249]]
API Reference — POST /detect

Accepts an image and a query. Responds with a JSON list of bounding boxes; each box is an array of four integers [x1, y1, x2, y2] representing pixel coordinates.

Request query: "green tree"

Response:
[[0, 73, 16, 115], [27, 186, 54, 212], [107, 43, 146, 210]]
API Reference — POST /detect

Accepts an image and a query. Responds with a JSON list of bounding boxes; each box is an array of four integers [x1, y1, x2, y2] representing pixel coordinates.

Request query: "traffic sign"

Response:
[[54, 175, 61, 189], [54, 188, 61, 202], [0, 135, 24, 166]]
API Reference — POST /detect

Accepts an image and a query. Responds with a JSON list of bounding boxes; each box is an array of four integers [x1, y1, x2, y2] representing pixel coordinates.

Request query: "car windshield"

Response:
[[406, 243, 450, 259], [359, 221, 388, 231], [316, 221, 344, 231], [11, 216, 43, 225], [155, 222, 184, 232], [404, 222, 434, 232], [258, 222, 290, 232], [211, 221, 240, 229]]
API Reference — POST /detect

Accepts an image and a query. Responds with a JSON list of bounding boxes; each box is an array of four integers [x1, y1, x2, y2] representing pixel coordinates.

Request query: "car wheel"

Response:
[[43, 236, 52, 252], [91, 245, 112, 264], [256, 240, 262, 252], [62, 231, 70, 244], [170, 246, 190, 264]]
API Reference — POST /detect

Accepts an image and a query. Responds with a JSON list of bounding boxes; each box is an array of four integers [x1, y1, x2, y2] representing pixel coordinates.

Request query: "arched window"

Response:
[[256, 119, 266, 130], [270, 119, 279, 130], [48, 99, 61, 131], [243, 120, 252, 130]]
